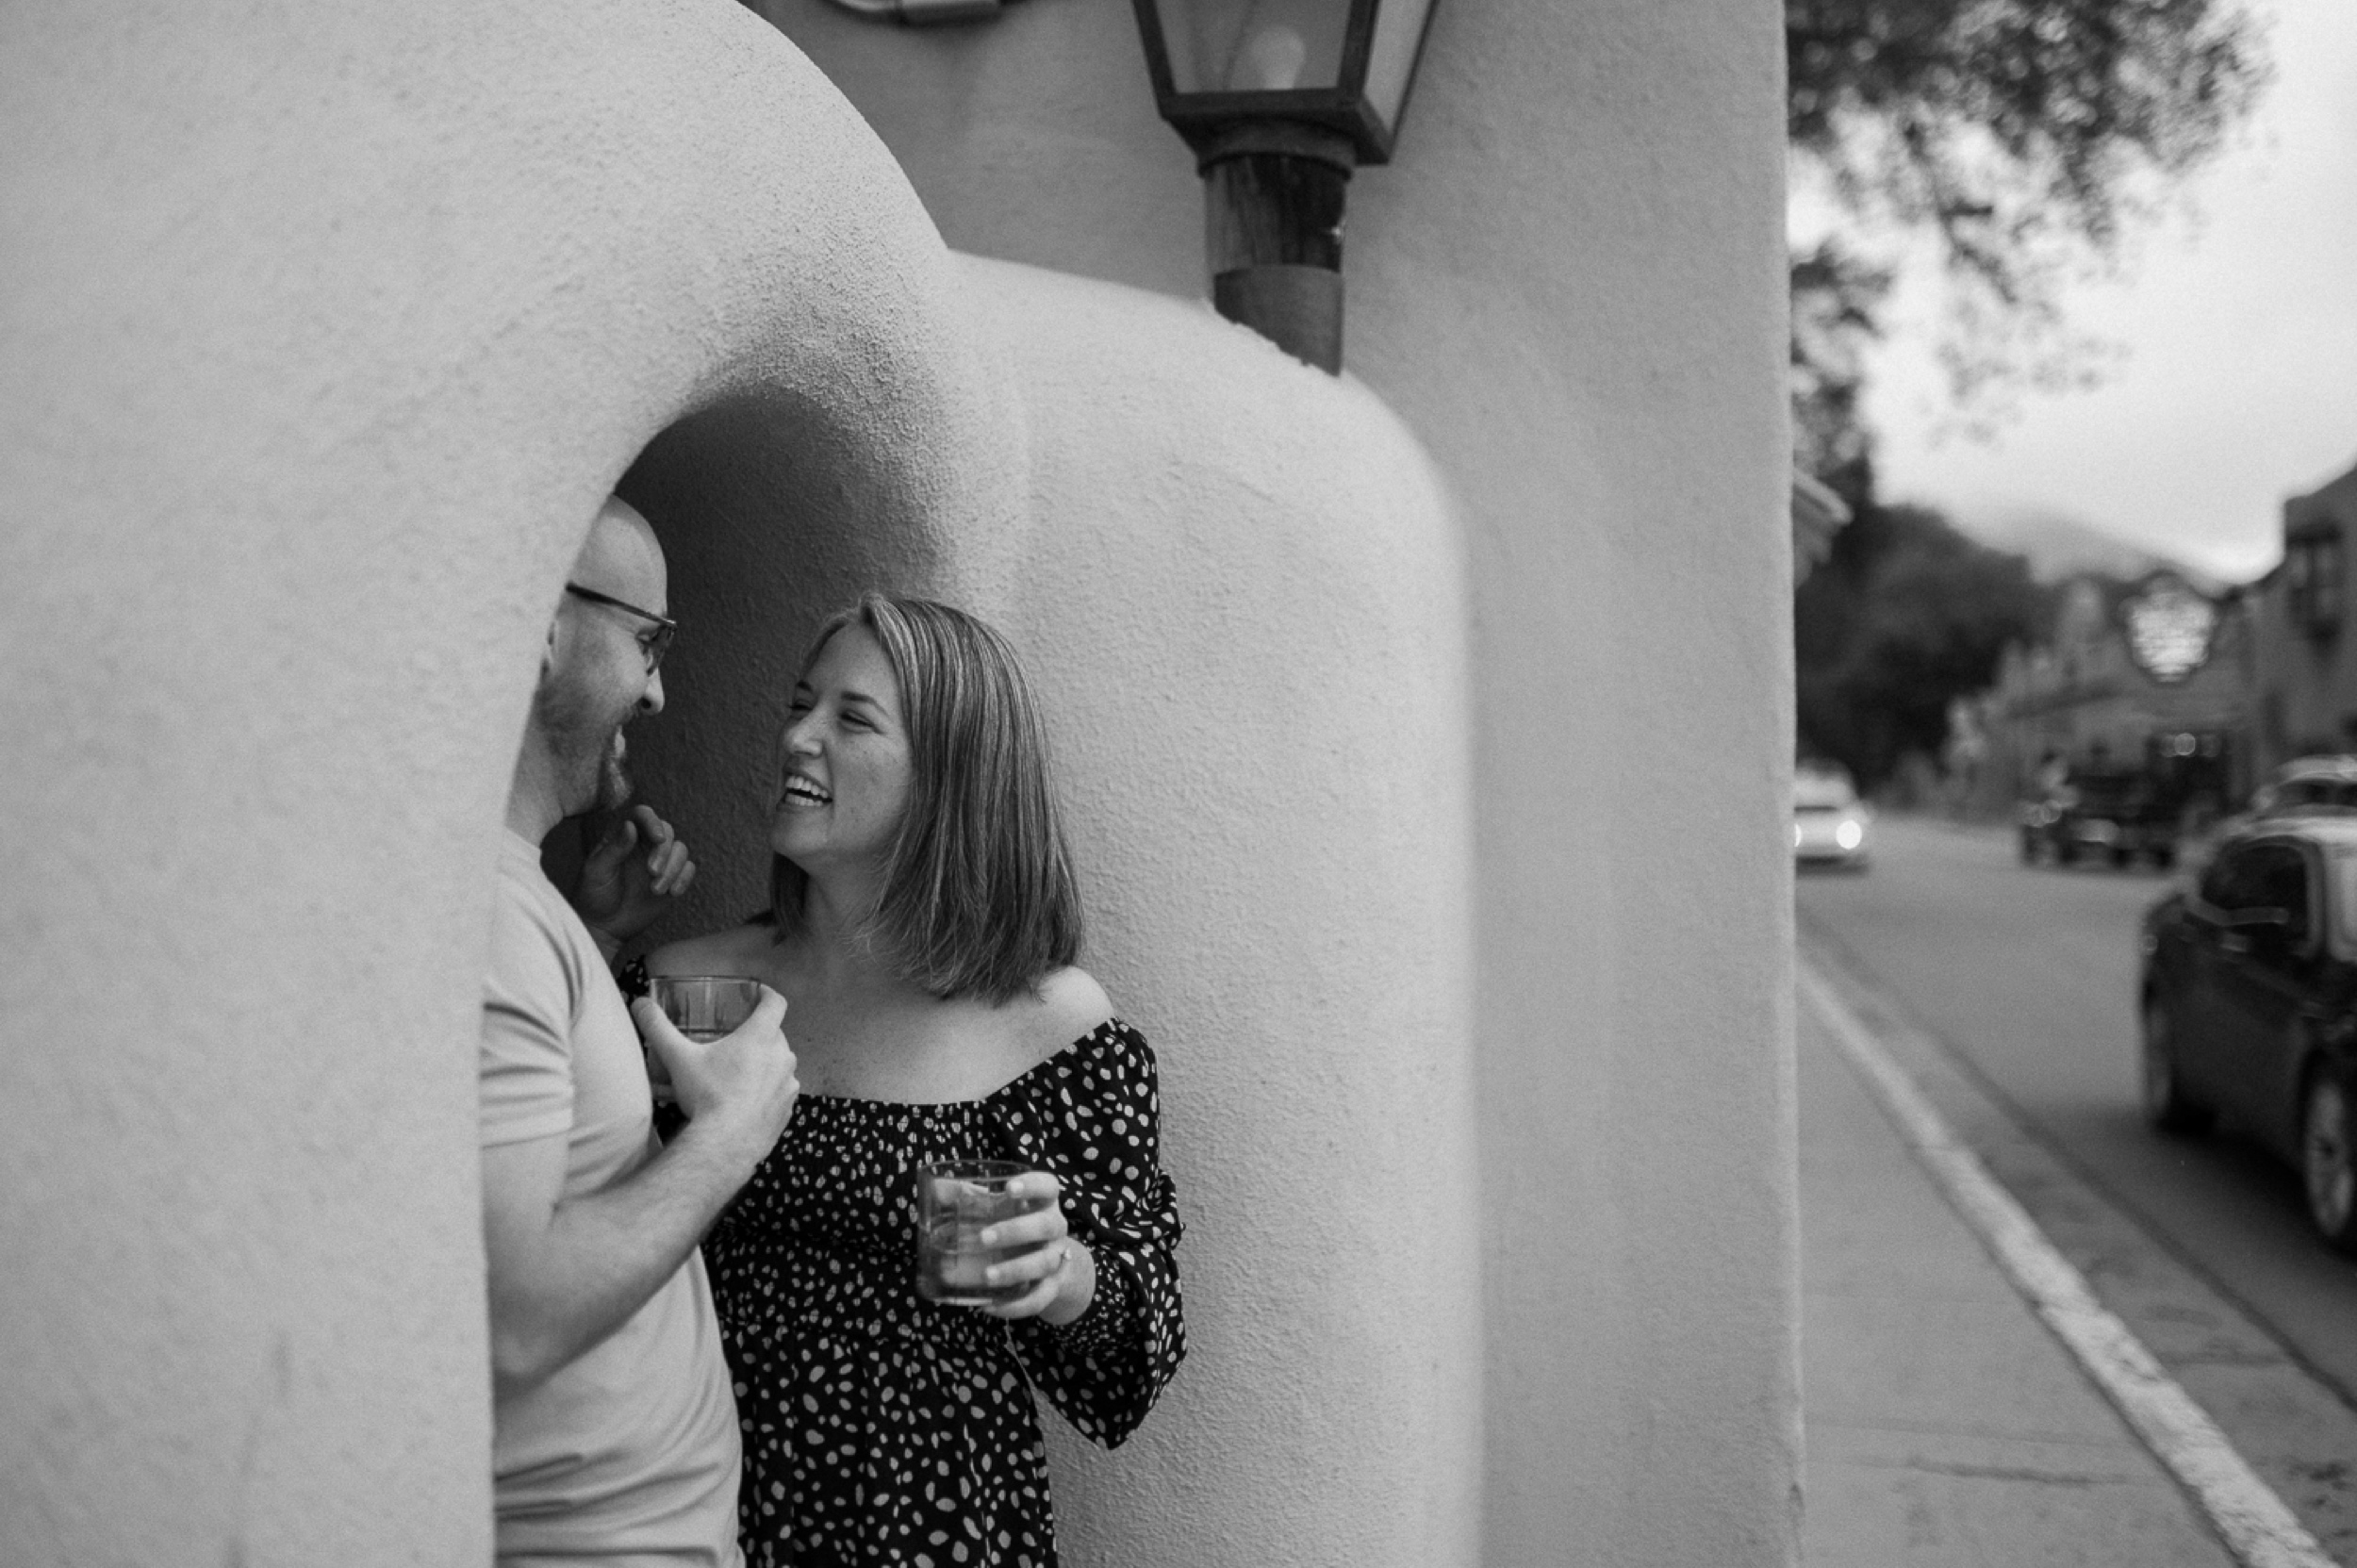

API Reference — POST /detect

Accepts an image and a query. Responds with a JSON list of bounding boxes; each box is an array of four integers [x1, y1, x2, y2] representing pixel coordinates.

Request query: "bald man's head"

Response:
[[572, 496, 665, 602]]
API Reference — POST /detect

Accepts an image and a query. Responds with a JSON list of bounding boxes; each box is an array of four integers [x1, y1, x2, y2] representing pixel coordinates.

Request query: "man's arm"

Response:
[[482, 990, 796, 1389]]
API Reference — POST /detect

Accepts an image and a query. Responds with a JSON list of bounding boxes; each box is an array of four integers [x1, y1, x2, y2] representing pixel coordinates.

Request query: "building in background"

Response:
[[2251, 454, 2357, 774], [1968, 571, 2252, 819]]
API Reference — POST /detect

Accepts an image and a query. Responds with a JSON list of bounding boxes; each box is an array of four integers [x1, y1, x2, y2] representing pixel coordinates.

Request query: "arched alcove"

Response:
[[0, 5, 1023, 1560], [603, 379, 1031, 937]]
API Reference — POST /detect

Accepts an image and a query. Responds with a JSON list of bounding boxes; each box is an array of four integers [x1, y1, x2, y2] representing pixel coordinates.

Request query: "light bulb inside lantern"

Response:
[[1234, 24, 1309, 91]]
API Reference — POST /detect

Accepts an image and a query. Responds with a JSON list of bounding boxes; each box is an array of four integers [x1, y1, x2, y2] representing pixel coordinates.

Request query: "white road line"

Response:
[[1796, 957, 2342, 1568]]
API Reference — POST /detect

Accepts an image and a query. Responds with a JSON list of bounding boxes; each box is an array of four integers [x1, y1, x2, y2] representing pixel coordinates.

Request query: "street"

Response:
[[1799, 813, 2357, 1556]]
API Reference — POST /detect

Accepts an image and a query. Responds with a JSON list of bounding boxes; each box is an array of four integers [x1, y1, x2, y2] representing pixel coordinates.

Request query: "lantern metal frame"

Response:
[[1130, 0, 1439, 371], [1129, 0, 1436, 167]]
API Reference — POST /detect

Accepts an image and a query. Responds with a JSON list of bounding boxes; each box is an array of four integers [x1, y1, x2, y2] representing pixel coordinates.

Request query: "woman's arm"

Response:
[[997, 1020, 1187, 1449]]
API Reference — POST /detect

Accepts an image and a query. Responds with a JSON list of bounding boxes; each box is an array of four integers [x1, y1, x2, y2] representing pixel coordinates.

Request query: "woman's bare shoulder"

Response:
[[646, 921, 775, 977], [1024, 966, 1115, 1058]]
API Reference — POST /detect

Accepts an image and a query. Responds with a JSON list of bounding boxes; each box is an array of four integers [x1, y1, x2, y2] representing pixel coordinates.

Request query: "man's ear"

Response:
[[537, 617, 559, 685]]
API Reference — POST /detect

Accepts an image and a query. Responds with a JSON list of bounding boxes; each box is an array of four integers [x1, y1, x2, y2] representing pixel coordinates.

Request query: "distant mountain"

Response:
[[1945, 505, 2227, 591]]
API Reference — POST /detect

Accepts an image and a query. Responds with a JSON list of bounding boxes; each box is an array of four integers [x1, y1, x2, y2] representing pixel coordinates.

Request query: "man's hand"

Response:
[[483, 985, 796, 1392], [630, 987, 799, 1160], [574, 804, 696, 959]]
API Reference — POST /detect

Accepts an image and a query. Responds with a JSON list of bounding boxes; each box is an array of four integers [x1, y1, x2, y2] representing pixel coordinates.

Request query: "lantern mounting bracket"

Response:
[[1193, 121, 1357, 176]]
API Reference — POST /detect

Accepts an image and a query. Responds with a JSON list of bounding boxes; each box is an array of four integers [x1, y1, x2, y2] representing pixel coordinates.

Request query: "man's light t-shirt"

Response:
[[480, 830, 743, 1568]]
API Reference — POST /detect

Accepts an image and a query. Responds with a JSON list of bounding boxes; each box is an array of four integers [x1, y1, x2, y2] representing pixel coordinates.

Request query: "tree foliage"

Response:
[[1788, 0, 2266, 462], [1796, 487, 2054, 788]]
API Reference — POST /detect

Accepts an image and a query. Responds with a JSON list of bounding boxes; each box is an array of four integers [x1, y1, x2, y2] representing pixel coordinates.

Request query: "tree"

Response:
[[1788, 0, 2266, 464], [1796, 497, 2052, 788]]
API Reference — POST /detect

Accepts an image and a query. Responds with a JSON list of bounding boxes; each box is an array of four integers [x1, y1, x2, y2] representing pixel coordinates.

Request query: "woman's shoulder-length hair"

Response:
[[770, 592, 1083, 1004]]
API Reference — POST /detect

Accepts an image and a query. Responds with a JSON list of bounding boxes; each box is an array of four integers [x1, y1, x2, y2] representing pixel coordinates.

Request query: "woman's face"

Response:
[[770, 624, 915, 875]]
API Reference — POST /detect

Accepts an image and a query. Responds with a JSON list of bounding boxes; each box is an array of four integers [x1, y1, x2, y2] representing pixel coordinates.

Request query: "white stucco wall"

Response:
[[753, 2, 1802, 1563], [615, 254, 1480, 1568], [7, 0, 1788, 1560], [967, 257, 1479, 1567], [1, 2, 1016, 1560], [8, 1, 1479, 1564]]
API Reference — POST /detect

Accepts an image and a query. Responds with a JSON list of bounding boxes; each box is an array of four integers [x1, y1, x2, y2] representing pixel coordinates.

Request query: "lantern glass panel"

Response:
[[1360, 0, 1434, 129], [1151, 0, 1350, 93]]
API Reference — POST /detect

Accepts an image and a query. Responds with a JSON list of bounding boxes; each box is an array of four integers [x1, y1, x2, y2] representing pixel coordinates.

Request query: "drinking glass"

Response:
[[651, 975, 764, 1042], [913, 1160, 1041, 1307]]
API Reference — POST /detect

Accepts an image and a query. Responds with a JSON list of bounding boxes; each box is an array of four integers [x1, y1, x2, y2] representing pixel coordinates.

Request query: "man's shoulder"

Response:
[[494, 830, 559, 899], [486, 835, 602, 1011]]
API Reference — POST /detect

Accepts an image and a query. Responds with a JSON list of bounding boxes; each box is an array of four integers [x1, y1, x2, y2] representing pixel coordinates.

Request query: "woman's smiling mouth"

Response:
[[781, 772, 832, 807]]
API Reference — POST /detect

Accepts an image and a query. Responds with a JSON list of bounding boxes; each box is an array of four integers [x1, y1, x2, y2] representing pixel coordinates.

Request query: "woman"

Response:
[[649, 593, 1184, 1568]]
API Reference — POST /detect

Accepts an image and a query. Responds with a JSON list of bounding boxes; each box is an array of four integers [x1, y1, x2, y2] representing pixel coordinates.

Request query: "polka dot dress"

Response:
[[705, 1019, 1186, 1568]]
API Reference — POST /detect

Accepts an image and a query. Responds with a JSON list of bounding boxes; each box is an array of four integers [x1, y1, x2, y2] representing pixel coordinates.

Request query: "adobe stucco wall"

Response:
[[0, 1, 1014, 1560], [973, 257, 1479, 1566], [621, 256, 1479, 1568], [5, 1, 1478, 1564], [756, 1, 1803, 1562]]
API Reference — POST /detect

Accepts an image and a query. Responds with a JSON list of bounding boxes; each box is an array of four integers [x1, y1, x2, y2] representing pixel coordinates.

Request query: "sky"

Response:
[[1827, 1, 2357, 583]]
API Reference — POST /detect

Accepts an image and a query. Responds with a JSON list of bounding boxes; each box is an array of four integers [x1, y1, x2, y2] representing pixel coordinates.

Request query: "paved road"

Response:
[[1798, 813, 2357, 1449]]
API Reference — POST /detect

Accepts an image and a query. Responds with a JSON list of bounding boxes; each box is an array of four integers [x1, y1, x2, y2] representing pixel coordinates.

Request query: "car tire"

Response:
[[2151, 845, 2176, 870], [2301, 1067, 2357, 1254], [2111, 847, 2132, 868], [2140, 995, 2213, 1136], [2019, 832, 2038, 865], [2058, 841, 2080, 866]]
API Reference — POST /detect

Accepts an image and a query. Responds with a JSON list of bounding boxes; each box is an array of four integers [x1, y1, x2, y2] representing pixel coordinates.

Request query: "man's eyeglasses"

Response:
[[564, 583, 678, 672]]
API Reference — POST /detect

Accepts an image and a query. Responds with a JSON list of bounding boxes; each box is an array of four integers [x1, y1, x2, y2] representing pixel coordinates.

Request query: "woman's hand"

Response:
[[977, 1172, 1096, 1326]]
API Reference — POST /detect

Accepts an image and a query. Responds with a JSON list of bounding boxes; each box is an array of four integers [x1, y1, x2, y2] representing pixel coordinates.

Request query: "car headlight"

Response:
[[1835, 819, 1864, 850]]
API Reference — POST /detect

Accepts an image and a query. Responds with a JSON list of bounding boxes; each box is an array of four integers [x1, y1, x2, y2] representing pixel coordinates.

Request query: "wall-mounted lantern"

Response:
[[1131, 0, 1438, 372]]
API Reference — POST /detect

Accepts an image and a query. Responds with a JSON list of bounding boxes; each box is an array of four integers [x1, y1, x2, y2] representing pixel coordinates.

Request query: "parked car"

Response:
[[2250, 754, 2357, 819], [2019, 770, 2176, 868], [1793, 767, 1871, 869], [2137, 816, 2357, 1252], [2176, 755, 2357, 882]]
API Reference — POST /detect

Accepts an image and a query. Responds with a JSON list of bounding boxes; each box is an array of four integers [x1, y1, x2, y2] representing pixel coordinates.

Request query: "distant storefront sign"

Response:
[[2119, 570, 2217, 685]]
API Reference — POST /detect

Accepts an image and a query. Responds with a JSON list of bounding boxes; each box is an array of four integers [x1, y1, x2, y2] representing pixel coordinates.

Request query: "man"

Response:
[[480, 495, 798, 1565]]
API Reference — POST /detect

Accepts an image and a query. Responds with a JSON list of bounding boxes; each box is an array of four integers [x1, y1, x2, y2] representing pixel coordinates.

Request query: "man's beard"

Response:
[[537, 679, 635, 817], [590, 729, 634, 814]]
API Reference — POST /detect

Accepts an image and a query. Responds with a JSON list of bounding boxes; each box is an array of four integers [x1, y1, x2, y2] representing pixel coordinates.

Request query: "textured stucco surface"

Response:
[[1, 2, 1014, 1560], [6, 2, 1475, 1563], [969, 257, 1480, 1568], [613, 252, 1479, 1568], [756, 2, 1802, 1563], [6, 0, 1787, 1560]]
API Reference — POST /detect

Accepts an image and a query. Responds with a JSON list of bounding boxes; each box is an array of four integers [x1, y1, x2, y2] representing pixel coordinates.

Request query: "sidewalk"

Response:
[[1797, 982, 2240, 1566]]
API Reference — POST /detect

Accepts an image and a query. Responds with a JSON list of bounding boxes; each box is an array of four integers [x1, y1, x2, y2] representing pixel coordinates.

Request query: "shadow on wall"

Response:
[[587, 391, 972, 933]]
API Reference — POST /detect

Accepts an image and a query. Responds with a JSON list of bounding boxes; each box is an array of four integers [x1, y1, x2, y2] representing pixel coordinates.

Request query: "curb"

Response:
[[1800, 958, 2341, 1568]]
